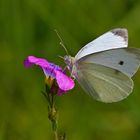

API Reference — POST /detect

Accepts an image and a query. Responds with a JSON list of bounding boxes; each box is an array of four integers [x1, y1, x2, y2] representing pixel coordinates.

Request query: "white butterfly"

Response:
[[64, 28, 140, 103]]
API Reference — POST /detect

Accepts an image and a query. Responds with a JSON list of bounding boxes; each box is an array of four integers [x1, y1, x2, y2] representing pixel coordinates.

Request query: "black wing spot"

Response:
[[118, 61, 124, 65]]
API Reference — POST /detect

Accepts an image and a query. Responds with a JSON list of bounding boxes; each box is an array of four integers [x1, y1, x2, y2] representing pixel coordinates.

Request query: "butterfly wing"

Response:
[[75, 28, 128, 60], [77, 48, 140, 77], [75, 62, 133, 103]]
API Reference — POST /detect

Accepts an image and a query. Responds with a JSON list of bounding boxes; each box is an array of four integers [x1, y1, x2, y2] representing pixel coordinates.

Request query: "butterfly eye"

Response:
[[64, 55, 71, 65]]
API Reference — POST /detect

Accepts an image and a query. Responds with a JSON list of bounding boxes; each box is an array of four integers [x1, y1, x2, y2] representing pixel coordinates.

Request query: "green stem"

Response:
[[43, 83, 66, 140], [48, 94, 59, 140], [51, 106, 59, 140], [54, 130, 58, 140]]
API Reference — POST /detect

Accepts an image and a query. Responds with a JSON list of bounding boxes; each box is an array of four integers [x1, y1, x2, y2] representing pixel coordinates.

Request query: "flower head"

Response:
[[24, 56, 75, 95]]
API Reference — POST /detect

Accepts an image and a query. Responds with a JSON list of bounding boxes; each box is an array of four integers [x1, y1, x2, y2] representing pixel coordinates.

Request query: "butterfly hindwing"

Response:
[[75, 62, 133, 103]]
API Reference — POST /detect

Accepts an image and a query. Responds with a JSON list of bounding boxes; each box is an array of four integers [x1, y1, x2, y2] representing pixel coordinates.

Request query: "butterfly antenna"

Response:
[[58, 55, 64, 60], [54, 29, 69, 55]]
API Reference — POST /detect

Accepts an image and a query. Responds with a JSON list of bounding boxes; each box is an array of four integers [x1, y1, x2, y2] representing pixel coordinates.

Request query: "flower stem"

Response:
[[43, 82, 66, 140], [48, 95, 59, 140], [54, 130, 58, 140]]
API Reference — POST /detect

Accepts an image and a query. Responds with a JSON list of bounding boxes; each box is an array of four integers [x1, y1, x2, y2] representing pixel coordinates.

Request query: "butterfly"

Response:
[[63, 28, 140, 103]]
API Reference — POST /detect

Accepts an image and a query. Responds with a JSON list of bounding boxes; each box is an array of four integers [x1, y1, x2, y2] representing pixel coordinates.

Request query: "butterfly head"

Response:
[[64, 55, 73, 66], [64, 55, 75, 71]]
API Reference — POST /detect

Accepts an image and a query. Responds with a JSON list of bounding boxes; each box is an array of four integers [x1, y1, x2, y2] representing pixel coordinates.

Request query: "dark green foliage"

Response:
[[0, 0, 140, 140]]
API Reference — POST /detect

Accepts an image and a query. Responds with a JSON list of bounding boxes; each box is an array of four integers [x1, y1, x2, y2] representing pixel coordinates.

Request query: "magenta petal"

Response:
[[24, 55, 75, 95], [24, 58, 33, 67], [55, 70, 75, 92], [57, 89, 66, 96], [24, 56, 49, 68]]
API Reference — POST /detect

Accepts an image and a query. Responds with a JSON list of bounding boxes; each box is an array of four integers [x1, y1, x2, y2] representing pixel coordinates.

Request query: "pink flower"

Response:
[[24, 56, 75, 95]]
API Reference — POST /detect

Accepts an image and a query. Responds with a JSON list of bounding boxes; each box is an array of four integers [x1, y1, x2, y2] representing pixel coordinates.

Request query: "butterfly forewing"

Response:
[[77, 48, 140, 77], [75, 28, 128, 60], [75, 63, 133, 103]]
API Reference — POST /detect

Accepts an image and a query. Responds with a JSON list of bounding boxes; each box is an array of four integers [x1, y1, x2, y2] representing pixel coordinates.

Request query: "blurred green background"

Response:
[[0, 0, 140, 140]]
